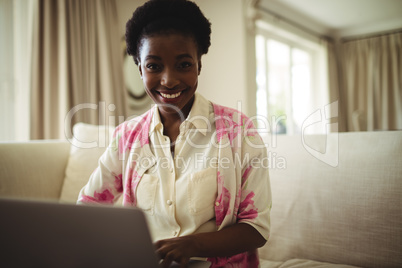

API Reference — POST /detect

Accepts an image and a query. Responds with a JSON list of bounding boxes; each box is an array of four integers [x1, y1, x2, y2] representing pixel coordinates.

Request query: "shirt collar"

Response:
[[149, 104, 163, 135], [149, 92, 211, 136], [187, 93, 210, 136]]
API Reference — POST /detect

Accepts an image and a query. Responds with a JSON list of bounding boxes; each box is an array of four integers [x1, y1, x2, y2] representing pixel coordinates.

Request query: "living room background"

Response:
[[1, 0, 401, 141]]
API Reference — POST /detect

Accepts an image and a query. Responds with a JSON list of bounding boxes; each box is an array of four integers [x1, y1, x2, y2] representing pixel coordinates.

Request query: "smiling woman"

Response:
[[138, 34, 200, 125], [77, 0, 272, 267]]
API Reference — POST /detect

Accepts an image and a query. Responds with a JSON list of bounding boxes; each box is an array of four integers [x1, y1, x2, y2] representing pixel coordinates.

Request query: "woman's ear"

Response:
[[138, 64, 143, 79], [198, 61, 202, 75]]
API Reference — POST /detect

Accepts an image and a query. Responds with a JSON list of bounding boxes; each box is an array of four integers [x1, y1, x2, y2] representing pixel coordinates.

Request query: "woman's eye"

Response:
[[179, 62, 192, 69], [146, 63, 160, 70]]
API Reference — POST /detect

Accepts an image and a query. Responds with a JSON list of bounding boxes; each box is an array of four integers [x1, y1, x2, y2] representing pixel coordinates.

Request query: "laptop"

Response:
[[0, 198, 160, 268]]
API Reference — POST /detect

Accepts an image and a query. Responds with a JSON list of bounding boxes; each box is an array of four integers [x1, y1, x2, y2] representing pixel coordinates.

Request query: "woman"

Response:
[[78, 0, 271, 267]]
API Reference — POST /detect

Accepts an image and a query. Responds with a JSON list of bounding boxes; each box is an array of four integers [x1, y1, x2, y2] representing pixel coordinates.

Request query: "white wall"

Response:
[[116, 0, 252, 116], [196, 0, 249, 114]]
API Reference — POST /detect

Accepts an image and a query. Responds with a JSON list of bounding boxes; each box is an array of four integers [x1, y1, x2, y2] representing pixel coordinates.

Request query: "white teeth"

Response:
[[160, 92, 181, 99]]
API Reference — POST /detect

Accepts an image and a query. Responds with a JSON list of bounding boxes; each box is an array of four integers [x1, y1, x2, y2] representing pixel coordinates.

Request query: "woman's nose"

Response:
[[160, 69, 180, 89]]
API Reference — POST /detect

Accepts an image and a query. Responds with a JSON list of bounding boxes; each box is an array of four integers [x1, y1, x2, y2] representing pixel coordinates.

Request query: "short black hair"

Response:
[[125, 0, 211, 65]]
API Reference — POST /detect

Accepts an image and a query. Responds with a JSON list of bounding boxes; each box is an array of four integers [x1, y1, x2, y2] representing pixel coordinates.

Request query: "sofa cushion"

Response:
[[277, 259, 359, 268], [259, 259, 283, 268], [259, 131, 402, 268], [0, 141, 70, 200], [59, 123, 114, 203], [259, 258, 360, 268]]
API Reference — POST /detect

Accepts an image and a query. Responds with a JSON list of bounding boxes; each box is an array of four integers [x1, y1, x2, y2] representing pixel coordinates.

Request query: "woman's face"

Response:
[[138, 33, 201, 117]]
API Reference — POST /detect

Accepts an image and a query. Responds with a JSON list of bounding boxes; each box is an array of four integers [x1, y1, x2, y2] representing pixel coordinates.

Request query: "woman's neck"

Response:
[[158, 95, 194, 128], [158, 96, 194, 142]]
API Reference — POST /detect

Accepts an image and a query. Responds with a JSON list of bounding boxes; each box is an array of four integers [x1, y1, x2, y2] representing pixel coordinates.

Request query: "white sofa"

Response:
[[1, 123, 401, 268]]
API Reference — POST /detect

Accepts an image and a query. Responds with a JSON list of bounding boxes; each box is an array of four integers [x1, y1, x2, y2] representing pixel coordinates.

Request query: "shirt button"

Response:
[[215, 202, 220, 206], [166, 200, 173, 206]]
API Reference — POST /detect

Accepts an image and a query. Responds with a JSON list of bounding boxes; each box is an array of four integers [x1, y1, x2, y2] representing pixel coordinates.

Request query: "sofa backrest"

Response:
[[259, 131, 402, 268], [0, 141, 71, 200], [0, 123, 116, 203], [59, 123, 115, 203]]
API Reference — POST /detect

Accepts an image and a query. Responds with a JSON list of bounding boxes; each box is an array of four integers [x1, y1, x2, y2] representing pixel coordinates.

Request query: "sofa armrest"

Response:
[[0, 140, 71, 201]]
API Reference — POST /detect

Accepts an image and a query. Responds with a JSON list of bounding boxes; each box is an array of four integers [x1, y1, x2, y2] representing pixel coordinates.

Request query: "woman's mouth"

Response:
[[160, 91, 182, 99]]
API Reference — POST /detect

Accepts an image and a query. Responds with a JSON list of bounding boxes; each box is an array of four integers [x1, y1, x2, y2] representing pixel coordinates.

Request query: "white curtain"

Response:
[[325, 40, 348, 132], [0, 0, 32, 141], [340, 32, 402, 131], [30, 0, 128, 139], [0, 0, 15, 141]]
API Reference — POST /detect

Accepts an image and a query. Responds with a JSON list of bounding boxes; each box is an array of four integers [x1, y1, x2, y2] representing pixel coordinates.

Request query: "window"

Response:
[[255, 21, 329, 135]]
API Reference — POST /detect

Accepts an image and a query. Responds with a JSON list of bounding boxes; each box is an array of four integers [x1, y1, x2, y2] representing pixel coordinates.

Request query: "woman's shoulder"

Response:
[[210, 102, 264, 148], [211, 102, 255, 129], [114, 109, 154, 135]]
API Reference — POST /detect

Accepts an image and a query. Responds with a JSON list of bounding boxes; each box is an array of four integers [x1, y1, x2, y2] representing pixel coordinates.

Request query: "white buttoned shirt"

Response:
[[78, 92, 271, 267], [138, 93, 218, 241]]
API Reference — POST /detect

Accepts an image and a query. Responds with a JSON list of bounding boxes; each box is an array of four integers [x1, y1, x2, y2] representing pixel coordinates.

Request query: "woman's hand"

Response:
[[155, 236, 199, 268], [154, 223, 266, 267]]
